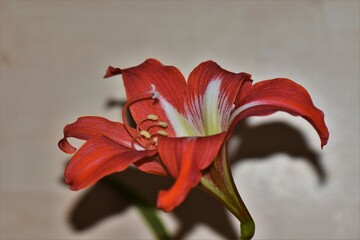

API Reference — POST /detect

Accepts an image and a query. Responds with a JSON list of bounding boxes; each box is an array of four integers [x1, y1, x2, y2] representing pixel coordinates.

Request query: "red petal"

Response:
[[105, 59, 189, 137], [58, 116, 140, 154], [103, 66, 122, 78], [231, 78, 329, 147], [156, 133, 225, 211], [65, 135, 157, 190], [187, 61, 251, 133], [134, 157, 170, 177]]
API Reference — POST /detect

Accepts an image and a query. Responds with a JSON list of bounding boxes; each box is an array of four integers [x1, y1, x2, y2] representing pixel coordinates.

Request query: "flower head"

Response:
[[59, 59, 329, 229]]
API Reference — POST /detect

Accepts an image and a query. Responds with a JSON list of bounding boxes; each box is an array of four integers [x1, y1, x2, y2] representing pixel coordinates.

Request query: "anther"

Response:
[[147, 114, 158, 121], [140, 130, 151, 139], [157, 130, 168, 136], [153, 137, 158, 143], [158, 122, 168, 128]]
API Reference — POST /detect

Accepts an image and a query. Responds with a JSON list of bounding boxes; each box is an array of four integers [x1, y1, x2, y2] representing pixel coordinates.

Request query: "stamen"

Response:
[[137, 114, 159, 133], [158, 122, 168, 128], [157, 130, 168, 136], [147, 114, 158, 121], [144, 141, 157, 149], [121, 85, 159, 144], [143, 135, 160, 149], [120, 84, 167, 150], [145, 121, 169, 132], [122, 93, 153, 139], [140, 130, 151, 139]]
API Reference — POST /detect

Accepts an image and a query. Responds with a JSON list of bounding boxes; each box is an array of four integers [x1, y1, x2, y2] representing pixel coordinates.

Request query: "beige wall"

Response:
[[1, 1, 359, 239]]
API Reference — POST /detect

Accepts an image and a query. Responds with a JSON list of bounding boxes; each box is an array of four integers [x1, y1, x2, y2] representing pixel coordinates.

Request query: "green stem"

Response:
[[103, 176, 171, 240], [200, 145, 255, 239]]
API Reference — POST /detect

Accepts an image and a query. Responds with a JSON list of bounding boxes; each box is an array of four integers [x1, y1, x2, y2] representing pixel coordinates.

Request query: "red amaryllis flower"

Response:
[[59, 59, 329, 239]]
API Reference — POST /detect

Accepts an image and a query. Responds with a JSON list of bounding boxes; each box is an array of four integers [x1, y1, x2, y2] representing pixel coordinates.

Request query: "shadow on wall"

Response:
[[65, 99, 327, 240], [68, 170, 238, 240], [231, 121, 326, 184]]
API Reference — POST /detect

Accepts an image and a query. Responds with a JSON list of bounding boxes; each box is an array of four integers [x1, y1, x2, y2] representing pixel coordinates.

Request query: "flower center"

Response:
[[122, 85, 169, 150]]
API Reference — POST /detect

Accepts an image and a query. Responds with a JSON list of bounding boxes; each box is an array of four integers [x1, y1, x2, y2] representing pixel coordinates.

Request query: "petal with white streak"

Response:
[[186, 61, 251, 135], [229, 78, 329, 147]]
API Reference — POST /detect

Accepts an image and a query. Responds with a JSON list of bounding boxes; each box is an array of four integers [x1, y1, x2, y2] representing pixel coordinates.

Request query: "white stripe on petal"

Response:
[[186, 77, 236, 136], [158, 96, 196, 137], [185, 97, 204, 135], [229, 101, 263, 123], [203, 79, 222, 135]]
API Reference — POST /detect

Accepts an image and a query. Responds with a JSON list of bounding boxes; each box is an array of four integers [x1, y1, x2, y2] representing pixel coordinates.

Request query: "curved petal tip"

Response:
[[104, 66, 122, 78], [58, 138, 76, 154]]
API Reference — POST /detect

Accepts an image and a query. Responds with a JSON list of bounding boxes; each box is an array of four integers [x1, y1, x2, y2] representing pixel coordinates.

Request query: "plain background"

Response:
[[1, 1, 359, 239]]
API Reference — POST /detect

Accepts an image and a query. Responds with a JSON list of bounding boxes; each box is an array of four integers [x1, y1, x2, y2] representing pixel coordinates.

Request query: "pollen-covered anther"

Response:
[[140, 130, 151, 139], [144, 119, 169, 132], [147, 114, 159, 121], [157, 130, 168, 136], [158, 122, 168, 128]]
